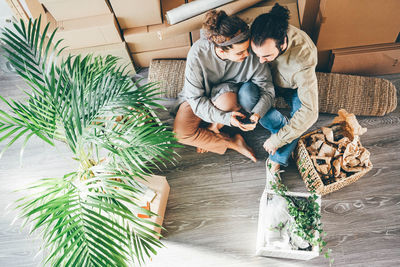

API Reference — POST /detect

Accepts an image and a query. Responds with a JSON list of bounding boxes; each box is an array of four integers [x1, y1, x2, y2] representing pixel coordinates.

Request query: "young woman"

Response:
[[173, 10, 275, 162]]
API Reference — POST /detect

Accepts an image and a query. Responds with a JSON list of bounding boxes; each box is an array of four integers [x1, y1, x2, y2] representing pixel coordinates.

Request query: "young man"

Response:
[[249, 4, 319, 183], [173, 10, 275, 162]]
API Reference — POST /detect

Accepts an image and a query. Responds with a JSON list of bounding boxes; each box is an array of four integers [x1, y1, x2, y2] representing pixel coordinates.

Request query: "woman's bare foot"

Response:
[[196, 147, 208, 153], [207, 123, 223, 134], [229, 134, 257, 162]]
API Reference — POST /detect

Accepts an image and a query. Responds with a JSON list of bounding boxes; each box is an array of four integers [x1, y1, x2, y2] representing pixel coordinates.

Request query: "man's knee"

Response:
[[238, 82, 259, 111], [259, 109, 287, 133]]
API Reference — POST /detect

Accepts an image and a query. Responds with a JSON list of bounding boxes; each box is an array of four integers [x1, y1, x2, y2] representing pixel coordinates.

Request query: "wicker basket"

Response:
[[294, 126, 373, 196]]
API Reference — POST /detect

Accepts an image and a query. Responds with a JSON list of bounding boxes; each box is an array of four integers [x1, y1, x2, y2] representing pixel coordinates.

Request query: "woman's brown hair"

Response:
[[202, 10, 249, 51]]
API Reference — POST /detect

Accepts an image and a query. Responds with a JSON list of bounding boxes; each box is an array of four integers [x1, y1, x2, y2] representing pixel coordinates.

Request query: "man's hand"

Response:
[[263, 138, 278, 155], [230, 111, 257, 131], [250, 113, 260, 124]]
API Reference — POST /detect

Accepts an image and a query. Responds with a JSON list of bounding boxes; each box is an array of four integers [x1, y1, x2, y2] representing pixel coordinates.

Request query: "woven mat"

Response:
[[148, 59, 397, 116]]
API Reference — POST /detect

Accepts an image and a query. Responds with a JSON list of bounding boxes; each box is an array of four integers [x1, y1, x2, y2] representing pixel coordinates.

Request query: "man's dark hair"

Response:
[[250, 3, 290, 49]]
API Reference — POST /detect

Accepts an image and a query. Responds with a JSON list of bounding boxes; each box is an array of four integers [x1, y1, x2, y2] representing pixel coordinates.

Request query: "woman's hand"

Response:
[[230, 111, 257, 131]]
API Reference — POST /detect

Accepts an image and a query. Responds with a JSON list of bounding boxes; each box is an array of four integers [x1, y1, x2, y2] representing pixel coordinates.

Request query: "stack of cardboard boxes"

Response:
[[122, 0, 191, 68], [25, 0, 193, 71], [17, 1, 400, 76], [25, 0, 135, 74], [24, 0, 303, 71], [299, 0, 400, 75]]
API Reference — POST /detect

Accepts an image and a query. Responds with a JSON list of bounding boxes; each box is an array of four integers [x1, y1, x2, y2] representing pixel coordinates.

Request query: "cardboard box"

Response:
[[60, 42, 136, 75], [108, 0, 162, 29], [297, 0, 319, 37], [256, 189, 321, 260], [316, 50, 331, 72], [124, 24, 190, 53], [39, 0, 111, 21], [134, 174, 170, 238], [25, 0, 57, 32], [124, 0, 189, 53], [191, 29, 201, 45], [161, 0, 185, 19], [131, 46, 191, 67], [52, 14, 122, 50], [237, 0, 300, 28], [314, 0, 400, 50], [331, 43, 400, 76], [25, 0, 45, 19]]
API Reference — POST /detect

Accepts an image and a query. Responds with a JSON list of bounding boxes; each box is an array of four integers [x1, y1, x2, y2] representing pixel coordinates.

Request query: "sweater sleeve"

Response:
[[250, 62, 275, 117], [183, 59, 232, 126], [268, 66, 319, 148]]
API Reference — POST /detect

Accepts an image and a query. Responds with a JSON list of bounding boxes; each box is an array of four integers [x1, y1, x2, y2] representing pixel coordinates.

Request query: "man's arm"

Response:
[[268, 67, 319, 149], [250, 62, 275, 118]]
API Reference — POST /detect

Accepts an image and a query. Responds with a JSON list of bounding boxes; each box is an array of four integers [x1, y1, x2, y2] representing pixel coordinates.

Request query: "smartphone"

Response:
[[237, 111, 254, 125], [237, 116, 254, 125]]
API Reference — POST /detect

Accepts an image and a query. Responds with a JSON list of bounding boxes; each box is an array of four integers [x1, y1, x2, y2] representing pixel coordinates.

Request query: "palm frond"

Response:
[[16, 170, 164, 266], [1, 17, 179, 266]]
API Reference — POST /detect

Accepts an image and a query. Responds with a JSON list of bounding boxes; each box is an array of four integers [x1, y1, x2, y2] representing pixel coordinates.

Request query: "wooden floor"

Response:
[[0, 46, 399, 266]]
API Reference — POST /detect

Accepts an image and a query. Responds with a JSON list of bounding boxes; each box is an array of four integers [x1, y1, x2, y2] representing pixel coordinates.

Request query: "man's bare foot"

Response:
[[230, 134, 257, 162], [268, 160, 281, 172], [196, 147, 208, 153]]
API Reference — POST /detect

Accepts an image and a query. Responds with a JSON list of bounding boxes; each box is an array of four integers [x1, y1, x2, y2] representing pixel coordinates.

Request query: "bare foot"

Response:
[[229, 134, 257, 162], [269, 160, 281, 172], [196, 147, 208, 153], [207, 123, 222, 134]]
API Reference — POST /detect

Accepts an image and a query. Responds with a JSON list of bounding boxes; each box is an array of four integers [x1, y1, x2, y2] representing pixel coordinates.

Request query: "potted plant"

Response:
[[0, 17, 178, 266], [256, 163, 333, 264]]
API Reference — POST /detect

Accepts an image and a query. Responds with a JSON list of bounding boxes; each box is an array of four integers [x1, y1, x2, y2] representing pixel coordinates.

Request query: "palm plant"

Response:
[[0, 17, 178, 266]]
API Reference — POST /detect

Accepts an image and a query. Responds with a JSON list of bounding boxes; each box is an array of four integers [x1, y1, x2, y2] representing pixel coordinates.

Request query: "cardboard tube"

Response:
[[166, 0, 234, 25], [157, 0, 263, 40]]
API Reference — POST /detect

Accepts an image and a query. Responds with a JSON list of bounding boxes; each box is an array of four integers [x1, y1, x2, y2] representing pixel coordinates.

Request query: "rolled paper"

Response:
[[165, 0, 234, 25], [157, 0, 263, 40]]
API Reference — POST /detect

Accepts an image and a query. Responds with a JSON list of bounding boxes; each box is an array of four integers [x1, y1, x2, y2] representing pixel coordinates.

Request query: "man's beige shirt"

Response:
[[268, 25, 319, 149]]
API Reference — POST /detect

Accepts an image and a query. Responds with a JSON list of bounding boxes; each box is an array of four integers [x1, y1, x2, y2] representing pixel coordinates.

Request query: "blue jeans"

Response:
[[238, 82, 301, 167]]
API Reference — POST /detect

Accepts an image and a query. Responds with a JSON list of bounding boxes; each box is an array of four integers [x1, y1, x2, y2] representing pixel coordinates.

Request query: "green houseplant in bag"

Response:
[[0, 17, 178, 266]]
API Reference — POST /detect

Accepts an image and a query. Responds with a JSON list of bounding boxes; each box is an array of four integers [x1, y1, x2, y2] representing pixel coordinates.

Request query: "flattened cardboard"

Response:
[[132, 46, 190, 67], [331, 43, 400, 75], [39, 0, 111, 21], [108, 0, 162, 29], [315, 0, 400, 50], [133, 175, 170, 238], [53, 14, 122, 50]]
